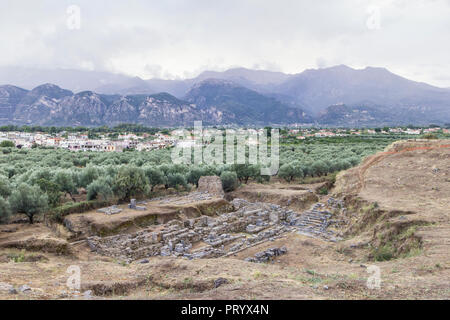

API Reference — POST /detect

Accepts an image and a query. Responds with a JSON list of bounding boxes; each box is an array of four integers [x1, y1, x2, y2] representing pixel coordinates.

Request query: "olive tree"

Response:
[[167, 173, 188, 190], [78, 166, 100, 187], [28, 168, 54, 185], [311, 160, 329, 177], [87, 177, 114, 201], [0, 176, 11, 198], [143, 166, 165, 191], [233, 164, 260, 183], [187, 167, 206, 188], [113, 166, 148, 201], [53, 170, 78, 202], [36, 178, 62, 207], [0, 197, 11, 223], [278, 163, 296, 182], [9, 183, 48, 224]]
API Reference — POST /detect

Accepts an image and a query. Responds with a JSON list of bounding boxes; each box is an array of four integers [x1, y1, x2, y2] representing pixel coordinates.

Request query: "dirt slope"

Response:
[[334, 139, 449, 266]]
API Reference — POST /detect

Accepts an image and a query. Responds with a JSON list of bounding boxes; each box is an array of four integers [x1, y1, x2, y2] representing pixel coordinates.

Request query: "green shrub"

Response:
[[423, 133, 438, 140], [372, 244, 395, 261], [221, 171, 238, 192], [0, 140, 15, 148], [9, 250, 25, 263]]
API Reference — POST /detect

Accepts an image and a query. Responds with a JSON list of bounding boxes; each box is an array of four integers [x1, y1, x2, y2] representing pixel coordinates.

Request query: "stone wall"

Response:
[[197, 176, 224, 197], [87, 196, 342, 262]]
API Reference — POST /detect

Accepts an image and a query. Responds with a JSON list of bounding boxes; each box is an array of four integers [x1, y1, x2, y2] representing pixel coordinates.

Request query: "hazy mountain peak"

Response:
[[0, 84, 29, 92], [191, 78, 239, 89], [76, 90, 96, 96], [363, 66, 388, 71], [33, 83, 61, 90], [31, 83, 73, 97], [327, 64, 353, 70], [195, 67, 291, 87]]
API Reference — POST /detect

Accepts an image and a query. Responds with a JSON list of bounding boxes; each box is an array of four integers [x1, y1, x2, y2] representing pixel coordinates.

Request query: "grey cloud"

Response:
[[0, 0, 449, 86]]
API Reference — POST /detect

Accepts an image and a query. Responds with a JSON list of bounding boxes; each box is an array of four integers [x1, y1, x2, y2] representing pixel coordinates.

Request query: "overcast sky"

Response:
[[0, 0, 449, 86]]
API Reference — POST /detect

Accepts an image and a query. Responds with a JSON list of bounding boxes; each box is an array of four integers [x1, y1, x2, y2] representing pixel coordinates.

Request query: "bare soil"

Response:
[[227, 182, 322, 211]]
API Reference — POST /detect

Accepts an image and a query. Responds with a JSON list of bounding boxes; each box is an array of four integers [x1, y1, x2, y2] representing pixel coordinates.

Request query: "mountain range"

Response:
[[0, 65, 449, 127]]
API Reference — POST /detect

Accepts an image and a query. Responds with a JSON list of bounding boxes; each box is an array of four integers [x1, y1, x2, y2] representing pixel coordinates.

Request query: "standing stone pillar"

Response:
[[129, 199, 137, 209]]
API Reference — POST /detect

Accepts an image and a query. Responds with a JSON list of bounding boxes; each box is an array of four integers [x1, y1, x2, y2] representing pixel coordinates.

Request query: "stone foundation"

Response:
[[87, 196, 342, 262]]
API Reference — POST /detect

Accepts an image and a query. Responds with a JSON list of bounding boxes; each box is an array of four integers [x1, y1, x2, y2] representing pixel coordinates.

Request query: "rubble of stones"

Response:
[[87, 196, 342, 262], [97, 205, 122, 215], [245, 247, 288, 263], [327, 197, 346, 212], [326, 197, 348, 228]]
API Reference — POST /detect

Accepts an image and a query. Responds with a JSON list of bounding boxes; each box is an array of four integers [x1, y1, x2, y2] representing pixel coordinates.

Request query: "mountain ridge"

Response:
[[0, 65, 449, 126], [0, 81, 311, 127]]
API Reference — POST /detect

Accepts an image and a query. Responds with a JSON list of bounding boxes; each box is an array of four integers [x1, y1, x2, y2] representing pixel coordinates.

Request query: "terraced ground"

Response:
[[0, 139, 449, 300]]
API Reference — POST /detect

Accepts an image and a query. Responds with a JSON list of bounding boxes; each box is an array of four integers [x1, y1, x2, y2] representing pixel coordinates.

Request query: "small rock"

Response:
[[323, 285, 329, 290], [83, 290, 93, 298], [19, 285, 31, 293], [160, 245, 171, 256], [140, 259, 149, 264], [214, 277, 228, 288], [9, 287, 17, 294], [175, 243, 185, 253]]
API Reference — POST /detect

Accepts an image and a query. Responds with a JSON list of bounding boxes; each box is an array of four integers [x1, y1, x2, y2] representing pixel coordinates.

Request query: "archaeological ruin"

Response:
[[87, 189, 343, 262]]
